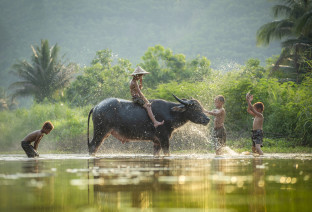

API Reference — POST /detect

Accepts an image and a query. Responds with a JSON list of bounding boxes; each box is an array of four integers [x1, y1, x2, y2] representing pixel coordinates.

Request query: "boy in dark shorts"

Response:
[[246, 93, 264, 155], [204, 95, 226, 155], [130, 66, 164, 128], [21, 121, 54, 158]]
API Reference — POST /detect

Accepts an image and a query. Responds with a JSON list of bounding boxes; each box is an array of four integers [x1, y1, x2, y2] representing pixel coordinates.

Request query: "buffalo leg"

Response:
[[89, 126, 111, 155], [160, 138, 170, 156], [153, 141, 161, 156]]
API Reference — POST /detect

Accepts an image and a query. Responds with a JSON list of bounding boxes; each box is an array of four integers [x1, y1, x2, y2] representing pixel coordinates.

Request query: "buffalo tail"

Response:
[[87, 108, 94, 145]]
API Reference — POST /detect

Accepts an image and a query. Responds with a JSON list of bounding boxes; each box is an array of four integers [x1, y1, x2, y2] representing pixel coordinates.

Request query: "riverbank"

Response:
[[227, 138, 312, 154]]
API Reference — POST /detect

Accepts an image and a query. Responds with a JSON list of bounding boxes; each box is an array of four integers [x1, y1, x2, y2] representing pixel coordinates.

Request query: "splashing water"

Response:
[[220, 146, 239, 156], [213, 58, 241, 73]]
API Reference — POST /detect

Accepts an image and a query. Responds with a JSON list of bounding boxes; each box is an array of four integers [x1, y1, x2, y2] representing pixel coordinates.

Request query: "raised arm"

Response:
[[247, 106, 256, 116], [246, 93, 262, 117], [246, 93, 256, 116]]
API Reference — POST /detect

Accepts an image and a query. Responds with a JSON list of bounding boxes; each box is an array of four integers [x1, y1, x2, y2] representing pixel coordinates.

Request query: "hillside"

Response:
[[0, 0, 281, 87]]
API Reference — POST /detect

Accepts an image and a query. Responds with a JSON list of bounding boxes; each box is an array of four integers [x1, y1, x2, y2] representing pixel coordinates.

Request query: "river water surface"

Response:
[[0, 153, 311, 211]]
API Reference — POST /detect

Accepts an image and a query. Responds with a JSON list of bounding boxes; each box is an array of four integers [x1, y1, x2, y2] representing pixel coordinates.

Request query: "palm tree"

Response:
[[256, 0, 312, 83], [10, 40, 75, 102]]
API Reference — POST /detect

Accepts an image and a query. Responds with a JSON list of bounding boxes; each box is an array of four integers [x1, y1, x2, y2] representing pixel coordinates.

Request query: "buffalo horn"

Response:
[[172, 94, 189, 105]]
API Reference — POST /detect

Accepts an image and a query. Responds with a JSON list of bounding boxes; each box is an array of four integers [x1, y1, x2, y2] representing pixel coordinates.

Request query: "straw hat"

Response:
[[130, 66, 150, 76]]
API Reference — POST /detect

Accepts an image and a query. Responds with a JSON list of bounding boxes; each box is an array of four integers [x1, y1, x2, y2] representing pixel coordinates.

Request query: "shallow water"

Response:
[[0, 153, 311, 211]]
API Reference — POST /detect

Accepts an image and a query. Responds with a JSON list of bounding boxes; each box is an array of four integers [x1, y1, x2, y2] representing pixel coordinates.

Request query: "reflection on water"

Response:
[[0, 154, 312, 211]]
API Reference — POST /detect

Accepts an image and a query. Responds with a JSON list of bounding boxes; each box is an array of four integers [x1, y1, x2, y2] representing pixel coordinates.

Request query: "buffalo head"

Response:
[[171, 94, 210, 125]]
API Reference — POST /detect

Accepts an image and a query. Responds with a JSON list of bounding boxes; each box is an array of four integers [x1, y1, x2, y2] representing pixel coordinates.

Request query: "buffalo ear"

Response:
[[171, 105, 186, 112]]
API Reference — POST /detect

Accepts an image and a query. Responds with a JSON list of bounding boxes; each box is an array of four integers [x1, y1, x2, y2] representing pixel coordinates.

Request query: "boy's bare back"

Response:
[[22, 130, 44, 149]]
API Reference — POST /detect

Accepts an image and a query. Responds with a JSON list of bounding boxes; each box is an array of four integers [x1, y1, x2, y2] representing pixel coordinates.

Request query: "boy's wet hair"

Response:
[[253, 102, 264, 112], [216, 95, 225, 103], [42, 121, 54, 131]]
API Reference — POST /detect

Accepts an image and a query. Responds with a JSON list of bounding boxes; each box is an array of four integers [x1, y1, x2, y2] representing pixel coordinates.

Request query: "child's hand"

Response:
[[246, 93, 253, 102], [246, 93, 250, 100]]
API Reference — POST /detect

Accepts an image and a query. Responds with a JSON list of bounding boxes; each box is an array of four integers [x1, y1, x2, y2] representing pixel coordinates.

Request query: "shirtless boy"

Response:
[[204, 95, 226, 155], [21, 121, 54, 158], [130, 66, 164, 128], [246, 93, 264, 155]]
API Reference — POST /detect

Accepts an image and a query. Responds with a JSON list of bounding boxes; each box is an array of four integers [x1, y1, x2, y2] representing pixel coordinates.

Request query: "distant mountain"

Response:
[[0, 0, 280, 87]]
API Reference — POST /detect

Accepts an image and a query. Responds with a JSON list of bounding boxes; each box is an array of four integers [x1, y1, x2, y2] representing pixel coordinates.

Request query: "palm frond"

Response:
[[272, 4, 292, 18], [11, 84, 37, 99], [9, 81, 34, 89], [282, 37, 312, 49], [257, 20, 293, 45], [295, 10, 312, 36]]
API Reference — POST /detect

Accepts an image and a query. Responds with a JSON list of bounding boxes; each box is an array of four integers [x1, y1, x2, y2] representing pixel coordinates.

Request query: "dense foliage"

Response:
[[1, 46, 311, 153], [65, 49, 132, 106], [0, 103, 89, 152]]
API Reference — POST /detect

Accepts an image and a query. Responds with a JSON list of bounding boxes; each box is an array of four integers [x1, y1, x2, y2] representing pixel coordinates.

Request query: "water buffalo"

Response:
[[88, 94, 210, 156]]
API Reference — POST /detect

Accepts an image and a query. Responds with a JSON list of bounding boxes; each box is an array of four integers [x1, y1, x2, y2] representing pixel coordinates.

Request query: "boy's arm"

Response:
[[33, 133, 43, 150], [246, 93, 256, 116], [139, 78, 143, 90], [134, 81, 149, 103], [246, 98, 262, 117], [205, 109, 223, 116], [247, 107, 256, 116]]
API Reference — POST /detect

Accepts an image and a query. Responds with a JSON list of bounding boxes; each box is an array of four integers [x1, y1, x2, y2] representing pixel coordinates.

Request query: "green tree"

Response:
[[241, 58, 267, 79], [295, 77, 312, 144], [91, 49, 113, 68], [10, 40, 75, 102], [140, 45, 186, 88], [65, 50, 132, 106], [140, 45, 211, 88], [256, 0, 312, 82]]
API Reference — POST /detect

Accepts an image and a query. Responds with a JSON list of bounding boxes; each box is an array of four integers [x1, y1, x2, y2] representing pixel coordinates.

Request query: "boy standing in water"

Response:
[[246, 93, 264, 155], [204, 95, 226, 155], [130, 66, 164, 128], [21, 121, 54, 158]]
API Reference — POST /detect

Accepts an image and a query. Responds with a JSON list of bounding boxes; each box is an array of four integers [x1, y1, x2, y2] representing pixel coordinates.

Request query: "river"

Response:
[[0, 153, 311, 211]]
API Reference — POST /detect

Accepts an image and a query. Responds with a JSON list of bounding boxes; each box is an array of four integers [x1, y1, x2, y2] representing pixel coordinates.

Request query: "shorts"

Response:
[[21, 141, 39, 158], [212, 126, 226, 151], [252, 130, 263, 147], [132, 96, 145, 107]]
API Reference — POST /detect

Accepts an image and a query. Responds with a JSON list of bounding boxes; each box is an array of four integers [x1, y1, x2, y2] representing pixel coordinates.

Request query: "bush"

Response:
[[0, 103, 90, 153]]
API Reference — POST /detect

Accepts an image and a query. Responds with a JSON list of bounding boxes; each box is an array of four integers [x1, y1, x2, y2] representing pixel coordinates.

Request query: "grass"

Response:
[[227, 137, 312, 154]]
